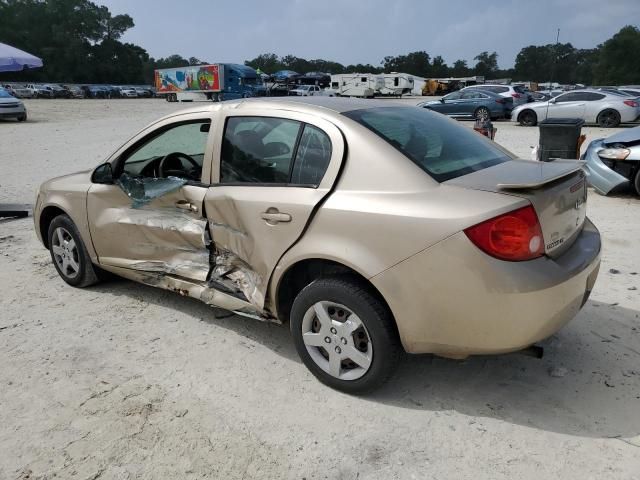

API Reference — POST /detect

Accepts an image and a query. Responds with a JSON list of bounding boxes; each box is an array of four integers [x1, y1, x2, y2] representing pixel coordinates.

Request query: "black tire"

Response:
[[474, 107, 490, 121], [518, 109, 537, 126], [597, 109, 621, 128], [47, 214, 100, 288], [290, 276, 401, 394], [17, 112, 27, 122], [634, 168, 640, 196]]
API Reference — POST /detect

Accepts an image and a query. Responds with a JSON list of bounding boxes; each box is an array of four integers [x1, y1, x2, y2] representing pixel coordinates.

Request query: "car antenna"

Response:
[[545, 28, 561, 120]]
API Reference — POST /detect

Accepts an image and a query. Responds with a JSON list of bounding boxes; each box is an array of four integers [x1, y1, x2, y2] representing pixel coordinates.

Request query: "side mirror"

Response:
[[549, 98, 556, 104], [440, 97, 445, 103], [92, 162, 114, 184]]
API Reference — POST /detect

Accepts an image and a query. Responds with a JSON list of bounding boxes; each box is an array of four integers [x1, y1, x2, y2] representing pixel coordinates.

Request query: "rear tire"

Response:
[[290, 276, 401, 394], [597, 109, 621, 128], [47, 215, 100, 288], [518, 109, 537, 126]]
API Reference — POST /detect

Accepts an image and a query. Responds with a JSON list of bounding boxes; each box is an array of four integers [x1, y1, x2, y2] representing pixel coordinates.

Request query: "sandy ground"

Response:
[[1, 99, 639, 480]]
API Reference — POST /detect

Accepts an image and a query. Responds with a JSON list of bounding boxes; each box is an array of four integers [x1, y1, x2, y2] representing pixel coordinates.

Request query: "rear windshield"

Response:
[[343, 107, 511, 182]]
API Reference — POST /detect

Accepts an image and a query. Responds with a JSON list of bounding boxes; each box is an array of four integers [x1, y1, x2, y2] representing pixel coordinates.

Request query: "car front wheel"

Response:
[[290, 276, 401, 394], [634, 168, 640, 196], [518, 109, 537, 126], [48, 215, 100, 288]]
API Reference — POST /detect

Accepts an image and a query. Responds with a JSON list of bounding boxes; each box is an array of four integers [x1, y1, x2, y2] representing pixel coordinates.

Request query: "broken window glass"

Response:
[[116, 173, 187, 208]]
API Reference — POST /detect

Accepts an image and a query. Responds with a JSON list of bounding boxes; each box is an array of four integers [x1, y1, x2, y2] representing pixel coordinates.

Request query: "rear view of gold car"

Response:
[[34, 98, 601, 393]]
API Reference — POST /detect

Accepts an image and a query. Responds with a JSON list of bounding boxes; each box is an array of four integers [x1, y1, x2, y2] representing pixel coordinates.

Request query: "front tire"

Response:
[[597, 109, 621, 128], [48, 215, 100, 288], [290, 276, 401, 394], [633, 168, 640, 196], [17, 112, 27, 122]]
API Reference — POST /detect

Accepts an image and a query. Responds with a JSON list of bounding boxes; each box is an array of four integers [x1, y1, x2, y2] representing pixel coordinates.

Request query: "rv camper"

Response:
[[329, 74, 384, 98], [378, 73, 414, 96]]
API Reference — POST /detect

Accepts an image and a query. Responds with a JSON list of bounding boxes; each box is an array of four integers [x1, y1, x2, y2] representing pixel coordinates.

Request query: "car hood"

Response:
[[0, 97, 22, 104], [602, 125, 640, 146]]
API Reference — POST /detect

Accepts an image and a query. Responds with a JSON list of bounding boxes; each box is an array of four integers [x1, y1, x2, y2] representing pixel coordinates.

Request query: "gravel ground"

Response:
[[1, 99, 639, 480]]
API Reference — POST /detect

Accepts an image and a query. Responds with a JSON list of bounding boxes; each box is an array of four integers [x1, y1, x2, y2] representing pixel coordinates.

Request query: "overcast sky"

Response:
[[97, 0, 639, 69]]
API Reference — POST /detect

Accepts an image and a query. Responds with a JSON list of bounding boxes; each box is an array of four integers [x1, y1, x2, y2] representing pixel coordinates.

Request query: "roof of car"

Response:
[[166, 97, 408, 118]]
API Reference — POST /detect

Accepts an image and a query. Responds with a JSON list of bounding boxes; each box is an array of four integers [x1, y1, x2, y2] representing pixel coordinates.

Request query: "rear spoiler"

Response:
[[497, 160, 585, 190]]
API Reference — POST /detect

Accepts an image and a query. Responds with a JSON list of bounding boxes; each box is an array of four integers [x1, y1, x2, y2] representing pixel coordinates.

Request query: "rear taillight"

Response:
[[464, 205, 544, 261], [495, 98, 505, 104], [623, 100, 638, 107], [512, 93, 522, 98]]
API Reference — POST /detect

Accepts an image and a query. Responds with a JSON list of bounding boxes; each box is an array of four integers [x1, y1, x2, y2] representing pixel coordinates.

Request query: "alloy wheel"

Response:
[[301, 301, 373, 381], [51, 227, 80, 279]]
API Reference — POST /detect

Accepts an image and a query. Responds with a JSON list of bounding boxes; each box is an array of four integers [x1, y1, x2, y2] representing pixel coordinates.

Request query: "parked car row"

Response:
[[1, 83, 155, 99]]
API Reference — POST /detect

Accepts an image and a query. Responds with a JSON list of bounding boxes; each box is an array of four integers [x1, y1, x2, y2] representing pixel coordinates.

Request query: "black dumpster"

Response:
[[538, 118, 584, 162]]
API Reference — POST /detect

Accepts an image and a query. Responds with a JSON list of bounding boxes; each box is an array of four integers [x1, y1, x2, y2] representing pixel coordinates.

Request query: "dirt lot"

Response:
[[1, 99, 639, 480]]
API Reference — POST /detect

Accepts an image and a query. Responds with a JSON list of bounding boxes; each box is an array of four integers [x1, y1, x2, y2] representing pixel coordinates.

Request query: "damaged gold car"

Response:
[[35, 98, 601, 393]]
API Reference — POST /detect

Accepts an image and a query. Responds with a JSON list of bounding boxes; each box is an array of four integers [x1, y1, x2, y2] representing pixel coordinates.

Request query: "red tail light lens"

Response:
[[512, 93, 522, 98], [495, 98, 505, 104], [623, 100, 638, 107], [464, 205, 545, 261]]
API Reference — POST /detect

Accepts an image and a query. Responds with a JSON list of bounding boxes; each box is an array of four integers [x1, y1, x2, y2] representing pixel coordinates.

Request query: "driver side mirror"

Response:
[[440, 97, 445, 103], [92, 162, 114, 184], [549, 98, 556, 104]]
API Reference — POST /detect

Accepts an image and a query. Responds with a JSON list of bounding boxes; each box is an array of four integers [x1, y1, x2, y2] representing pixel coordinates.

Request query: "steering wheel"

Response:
[[158, 152, 200, 179]]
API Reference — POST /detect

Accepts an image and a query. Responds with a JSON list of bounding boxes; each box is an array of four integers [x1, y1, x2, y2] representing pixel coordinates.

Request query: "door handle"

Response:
[[260, 210, 292, 224], [175, 200, 198, 213]]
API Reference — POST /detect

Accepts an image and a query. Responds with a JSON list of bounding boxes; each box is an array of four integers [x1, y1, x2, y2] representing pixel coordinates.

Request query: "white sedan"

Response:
[[511, 89, 640, 128]]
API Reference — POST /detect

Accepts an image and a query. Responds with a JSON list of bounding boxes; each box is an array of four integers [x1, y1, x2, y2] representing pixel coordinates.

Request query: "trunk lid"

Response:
[[447, 159, 588, 257]]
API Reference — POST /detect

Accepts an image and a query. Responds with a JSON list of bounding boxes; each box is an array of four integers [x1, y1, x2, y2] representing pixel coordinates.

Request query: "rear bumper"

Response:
[[371, 218, 601, 357]]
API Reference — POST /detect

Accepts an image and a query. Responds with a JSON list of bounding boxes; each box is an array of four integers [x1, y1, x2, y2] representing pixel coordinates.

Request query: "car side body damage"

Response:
[[35, 97, 601, 374]]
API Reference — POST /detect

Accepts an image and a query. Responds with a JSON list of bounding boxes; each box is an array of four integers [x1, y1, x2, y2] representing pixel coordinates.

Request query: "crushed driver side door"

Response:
[[87, 115, 214, 281]]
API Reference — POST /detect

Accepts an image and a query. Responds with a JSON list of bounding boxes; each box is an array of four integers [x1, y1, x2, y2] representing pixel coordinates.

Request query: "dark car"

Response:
[[418, 89, 512, 120], [43, 84, 71, 98], [80, 85, 108, 99]]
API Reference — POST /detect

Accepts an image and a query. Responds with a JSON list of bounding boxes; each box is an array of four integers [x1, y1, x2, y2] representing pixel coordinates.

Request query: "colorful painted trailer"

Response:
[[155, 64, 265, 102]]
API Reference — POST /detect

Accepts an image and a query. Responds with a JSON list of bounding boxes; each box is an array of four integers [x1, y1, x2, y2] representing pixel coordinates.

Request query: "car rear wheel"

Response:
[[48, 215, 100, 288], [518, 109, 537, 126], [597, 109, 621, 128], [290, 276, 401, 394], [474, 107, 490, 121]]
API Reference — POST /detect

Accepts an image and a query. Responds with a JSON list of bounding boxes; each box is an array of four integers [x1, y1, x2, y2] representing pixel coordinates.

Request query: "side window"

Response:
[[445, 92, 462, 100], [291, 125, 332, 186], [120, 120, 210, 180], [554, 93, 575, 103], [221, 117, 302, 184], [583, 92, 605, 101], [462, 91, 481, 99]]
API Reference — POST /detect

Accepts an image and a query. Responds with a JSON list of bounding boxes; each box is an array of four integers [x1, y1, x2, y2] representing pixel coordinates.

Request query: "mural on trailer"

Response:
[[155, 65, 221, 93]]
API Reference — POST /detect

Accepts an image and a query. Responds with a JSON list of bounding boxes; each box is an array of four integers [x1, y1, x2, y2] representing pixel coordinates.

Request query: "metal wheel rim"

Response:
[[51, 227, 80, 279], [301, 301, 373, 381], [476, 108, 490, 120], [521, 112, 534, 126], [601, 111, 617, 127]]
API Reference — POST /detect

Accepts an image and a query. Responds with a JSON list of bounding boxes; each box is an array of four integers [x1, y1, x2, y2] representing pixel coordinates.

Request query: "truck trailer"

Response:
[[155, 64, 265, 102], [378, 73, 415, 96]]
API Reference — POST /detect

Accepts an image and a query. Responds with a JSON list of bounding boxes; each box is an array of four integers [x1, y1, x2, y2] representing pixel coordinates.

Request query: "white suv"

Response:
[[462, 84, 528, 107]]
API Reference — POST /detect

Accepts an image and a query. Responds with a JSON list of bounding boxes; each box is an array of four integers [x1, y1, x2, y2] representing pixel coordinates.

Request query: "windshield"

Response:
[[0, 89, 13, 98], [344, 107, 512, 182]]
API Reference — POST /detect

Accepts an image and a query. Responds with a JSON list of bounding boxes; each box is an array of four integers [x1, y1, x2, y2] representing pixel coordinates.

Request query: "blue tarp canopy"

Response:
[[0, 42, 43, 72]]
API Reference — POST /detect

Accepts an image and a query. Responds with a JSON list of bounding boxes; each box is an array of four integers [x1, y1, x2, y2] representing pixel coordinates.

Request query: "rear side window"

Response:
[[344, 107, 511, 182], [220, 116, 332, 186], [513, 85, 526, 94], [221, 117, 301, 184], [291, 125, 332, 185]]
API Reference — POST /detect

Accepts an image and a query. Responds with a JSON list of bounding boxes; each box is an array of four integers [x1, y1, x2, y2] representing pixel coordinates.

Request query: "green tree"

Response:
[[593, 25, 640, 84], [244, 53, 282, 73], [450, 59, 469, 77], [382, 51, 431, 76], [473, 51, 499, 77]]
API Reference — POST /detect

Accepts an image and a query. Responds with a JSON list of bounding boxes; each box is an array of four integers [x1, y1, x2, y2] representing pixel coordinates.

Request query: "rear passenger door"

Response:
[[203, 110, 345, 309]]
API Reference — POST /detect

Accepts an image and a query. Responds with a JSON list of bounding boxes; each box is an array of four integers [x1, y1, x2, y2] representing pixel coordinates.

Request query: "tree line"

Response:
[[1, 0, 639, 86]]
